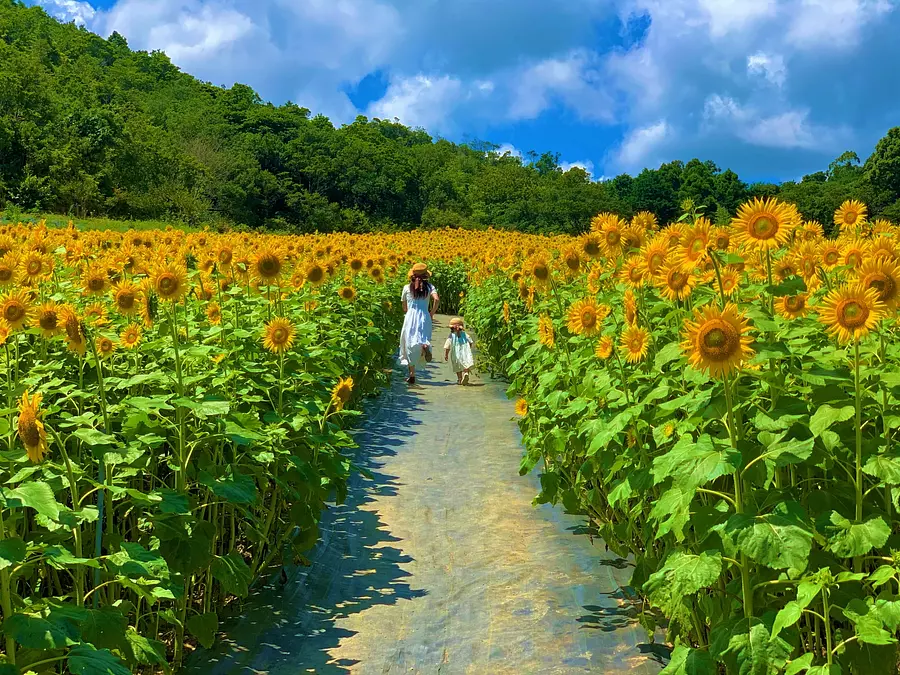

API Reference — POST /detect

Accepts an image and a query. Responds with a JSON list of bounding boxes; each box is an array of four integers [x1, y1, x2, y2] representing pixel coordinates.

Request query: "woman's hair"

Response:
[[410, 275, 431, 299]]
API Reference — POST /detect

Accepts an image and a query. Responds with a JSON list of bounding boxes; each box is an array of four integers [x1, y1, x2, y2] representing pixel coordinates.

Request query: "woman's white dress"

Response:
[[443, 332, 475, 373], [399, 283, 436, 368]]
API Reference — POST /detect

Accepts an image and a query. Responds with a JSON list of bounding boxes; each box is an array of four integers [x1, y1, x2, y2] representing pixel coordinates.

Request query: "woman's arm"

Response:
[[402, 299, 409, 313], [430, 292, 440, 318]]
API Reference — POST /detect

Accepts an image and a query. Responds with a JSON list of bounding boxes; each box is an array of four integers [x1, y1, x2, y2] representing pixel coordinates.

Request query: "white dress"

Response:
[[443, 331, 475, 373], [398, 283, 436, 368]]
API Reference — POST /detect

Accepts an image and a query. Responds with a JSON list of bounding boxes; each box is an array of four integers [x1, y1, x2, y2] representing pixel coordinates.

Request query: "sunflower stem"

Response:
[[724, 373, 753, 620], [854, 338, 864, 573], [50, 427, 84, 607], [0, 507, 15, 665], [87, 330, 110, 608]]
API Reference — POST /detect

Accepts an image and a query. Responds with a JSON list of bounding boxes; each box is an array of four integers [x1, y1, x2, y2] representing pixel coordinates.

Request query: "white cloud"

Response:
[[560, 160, 595, 178], [614, 120, 669, 169], [747, 52, 786, 87], [367, 75, 466, 131], [703, 94, 849, 150], [492, 143, 523, 159], [34, 0, 95, 25], [787, 0, 895, 49], [509, 50, 614, 122]]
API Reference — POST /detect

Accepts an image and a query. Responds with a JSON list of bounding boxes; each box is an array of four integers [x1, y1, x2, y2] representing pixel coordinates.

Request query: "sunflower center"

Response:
[[88, 277, 105, 292], [565, 255, 579, 271], [0, 267, 11, 282], [27, 260, 42, 275], [308, 266, 324, 283], [584, 241, 600, 256], [845, 211, 858, 225], [39, 311, 58, 331], [668, 270, 688, 289], [605, 231, 621, 246], [258, 256, 281, 278], [580, 309, 597, 329], [846, 252, 862, 268], [698, 320, 739, 361], [838, 300, 869, 329], [4, 303, 24, 322], [868, 275, 896, 302], [533, 263, 550, 281], [350, 259, 363, 270], [649, 253, 664, 271], [218, 250, 233, 265], [273, 328, 288, 344], [117, 291, 136, 309], [824, 250, 839, 265], [750, 215, 777, 239], [158, 275, 178, 296], [18, 415, 40, 448], [690, 238, 706, 255], [716, 235, 730, 249], [786, 296, 805, 312]]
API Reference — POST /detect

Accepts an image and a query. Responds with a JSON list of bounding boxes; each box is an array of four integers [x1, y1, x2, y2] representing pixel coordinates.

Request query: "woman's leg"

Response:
[[408, 364, 416, 382]]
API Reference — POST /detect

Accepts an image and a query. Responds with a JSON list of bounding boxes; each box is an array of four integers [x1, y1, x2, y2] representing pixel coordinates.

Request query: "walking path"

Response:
[[187, 317, 664, 674]]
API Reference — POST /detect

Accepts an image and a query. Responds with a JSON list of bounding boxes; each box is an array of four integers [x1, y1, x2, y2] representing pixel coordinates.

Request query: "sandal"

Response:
[[406, 376, 416, 385], [423, 346, 433, 363], [463, 373, 470, 386]]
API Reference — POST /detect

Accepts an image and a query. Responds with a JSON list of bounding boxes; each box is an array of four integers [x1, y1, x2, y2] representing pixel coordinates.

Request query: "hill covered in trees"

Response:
[[3, 0, 900, 234]]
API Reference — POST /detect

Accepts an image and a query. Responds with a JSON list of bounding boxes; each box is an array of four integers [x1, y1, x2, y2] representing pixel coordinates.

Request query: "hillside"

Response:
[[2, 0, 900, 233]]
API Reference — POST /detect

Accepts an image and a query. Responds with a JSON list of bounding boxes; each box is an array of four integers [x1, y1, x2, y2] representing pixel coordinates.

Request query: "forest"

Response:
[[3, 0, 900, 234]]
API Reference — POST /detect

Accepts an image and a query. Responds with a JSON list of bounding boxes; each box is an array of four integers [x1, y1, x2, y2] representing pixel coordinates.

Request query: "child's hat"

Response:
[[449, 317, 464, 327], [407, 262, 431, 279]]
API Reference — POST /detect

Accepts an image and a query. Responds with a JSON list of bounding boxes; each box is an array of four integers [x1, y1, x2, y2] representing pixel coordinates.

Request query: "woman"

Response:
[[399, 263, 440, 384]]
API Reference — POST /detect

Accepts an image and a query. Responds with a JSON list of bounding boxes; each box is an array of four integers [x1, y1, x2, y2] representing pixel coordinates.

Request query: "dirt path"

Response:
[[186, 317, 663, 674]]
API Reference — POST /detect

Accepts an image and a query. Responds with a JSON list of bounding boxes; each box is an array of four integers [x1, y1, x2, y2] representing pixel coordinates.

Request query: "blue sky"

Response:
[[31, 0, 900, 184]]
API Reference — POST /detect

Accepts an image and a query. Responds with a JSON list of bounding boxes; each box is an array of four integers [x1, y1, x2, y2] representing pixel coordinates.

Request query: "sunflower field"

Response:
[[466, 199, 900, 674], [0, 221, 419, 673]]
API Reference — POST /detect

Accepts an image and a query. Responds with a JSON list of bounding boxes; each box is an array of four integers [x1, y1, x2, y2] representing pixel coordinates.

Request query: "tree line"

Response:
[[3, 0, 900, 234]]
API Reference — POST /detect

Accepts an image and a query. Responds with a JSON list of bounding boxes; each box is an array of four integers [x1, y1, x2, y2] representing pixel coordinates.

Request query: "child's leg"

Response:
[[462, 367, 470, 385]]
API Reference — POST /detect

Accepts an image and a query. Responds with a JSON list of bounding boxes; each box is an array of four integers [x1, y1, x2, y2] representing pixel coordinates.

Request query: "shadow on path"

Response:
[[185, 369, 428, 675]]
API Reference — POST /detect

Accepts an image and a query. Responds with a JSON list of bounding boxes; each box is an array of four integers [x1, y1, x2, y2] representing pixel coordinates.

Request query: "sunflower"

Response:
[[140, 280, 156, 328], [330, 377, 354, 411], [33, 303, 62, 338], [581, 234, 603, 260], [819, 284, 885, 344], [624, 289, 637, 325], [253, 248, 283, 281], [515, 399, 529, 417], [21, 251, 52, 283], [773, 258, 799, 282], [111, 281, 142, 316], [778, 294, 810, 319], [834, 199, 868, 234], [731, 197, 794, 250], [61, 307, 86, 356], [567, 298, 605, 337], [561, 246, 582, 276], [152, 263, 188, 302], [677, 219, 712, 268], [800, 221, 825, 241], [84, 302, 108, 325], [0, 255, 18, 287], [206, 301, 222, 325], [594, 336, 614, 360], [338, 286, 357, 302], [820, 242, 842, 269], [120, 324, 142, 349], [869, 236, 898, 261], [711, 227, 731, 251], [17, 391, 48, 463], [719, 270, 741, 296], [637, 237, 669, 279], [0, 291, 33, 330], [681, 303, 754, 378], [82, 263, 109, 296], [632, 211, 659, 231], [622, 226, 646, 251], [306, 262, 326, 286], [620, 325, 650, 364], [524, 255, 552, 288], [856, 258, 900, 309], [96, 336, 116, 359], [349, 257, 364, 273], [841, 239, 869, 270], [369, 266, 384, 283], [597, 216, 628, 258], [503, 301, 511, 324], [518, 281, 530, 301], [0, 318, 10, 346], [656, 262, 696, 302], [217, 245, 234, 268], [262, 317, 296, 354], [538, 314, 555, 349]]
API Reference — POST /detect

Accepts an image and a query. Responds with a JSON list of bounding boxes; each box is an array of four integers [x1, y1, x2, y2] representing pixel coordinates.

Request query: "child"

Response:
[[444, 317, 475, 385]]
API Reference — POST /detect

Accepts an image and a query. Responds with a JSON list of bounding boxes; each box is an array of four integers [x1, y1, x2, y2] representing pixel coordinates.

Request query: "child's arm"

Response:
[[443, 337, 452, 361]]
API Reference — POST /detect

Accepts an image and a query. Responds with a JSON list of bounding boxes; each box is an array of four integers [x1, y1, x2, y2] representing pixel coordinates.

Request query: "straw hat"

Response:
[[449, 317, 464, 327], [408, 262, 431, 279]]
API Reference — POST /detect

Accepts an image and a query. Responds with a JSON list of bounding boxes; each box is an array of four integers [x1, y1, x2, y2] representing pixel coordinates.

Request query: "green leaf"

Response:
[[0, 538, 26, 571], [771, 601, 802, 640], [651, 434, 740, 490], [869, 566, 896, 587], [654, 342, 683, 370], [210, 552, 252, 597], [45, 545, 101, 569], [809, 405, 855, 437], [73, 428, 117, 446], [659, 642, 716, 675], [81, 607, 128, 651], [767, 276, 807, 297], [650, 486, 694, 541], [4, 609, 81, 649], [843, 598, 896, 646], [826, 513, 891, 558], [3, 481, 63, 520], [68, 644, 131, 675], [197, 467, 257, 505], [105, 542, 170, 579], [785, 653, 814, 675], [737, 504, 814, 571], [863, 455, 900, 485], [186, 611, 218, 649], [123, 628, 170, 671], [644, 551, 722, 617]]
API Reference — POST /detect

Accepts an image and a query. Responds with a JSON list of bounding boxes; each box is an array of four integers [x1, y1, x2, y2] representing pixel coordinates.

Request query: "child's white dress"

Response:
[[444, 331, 475, 373], [399, 283, 436, 368]]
